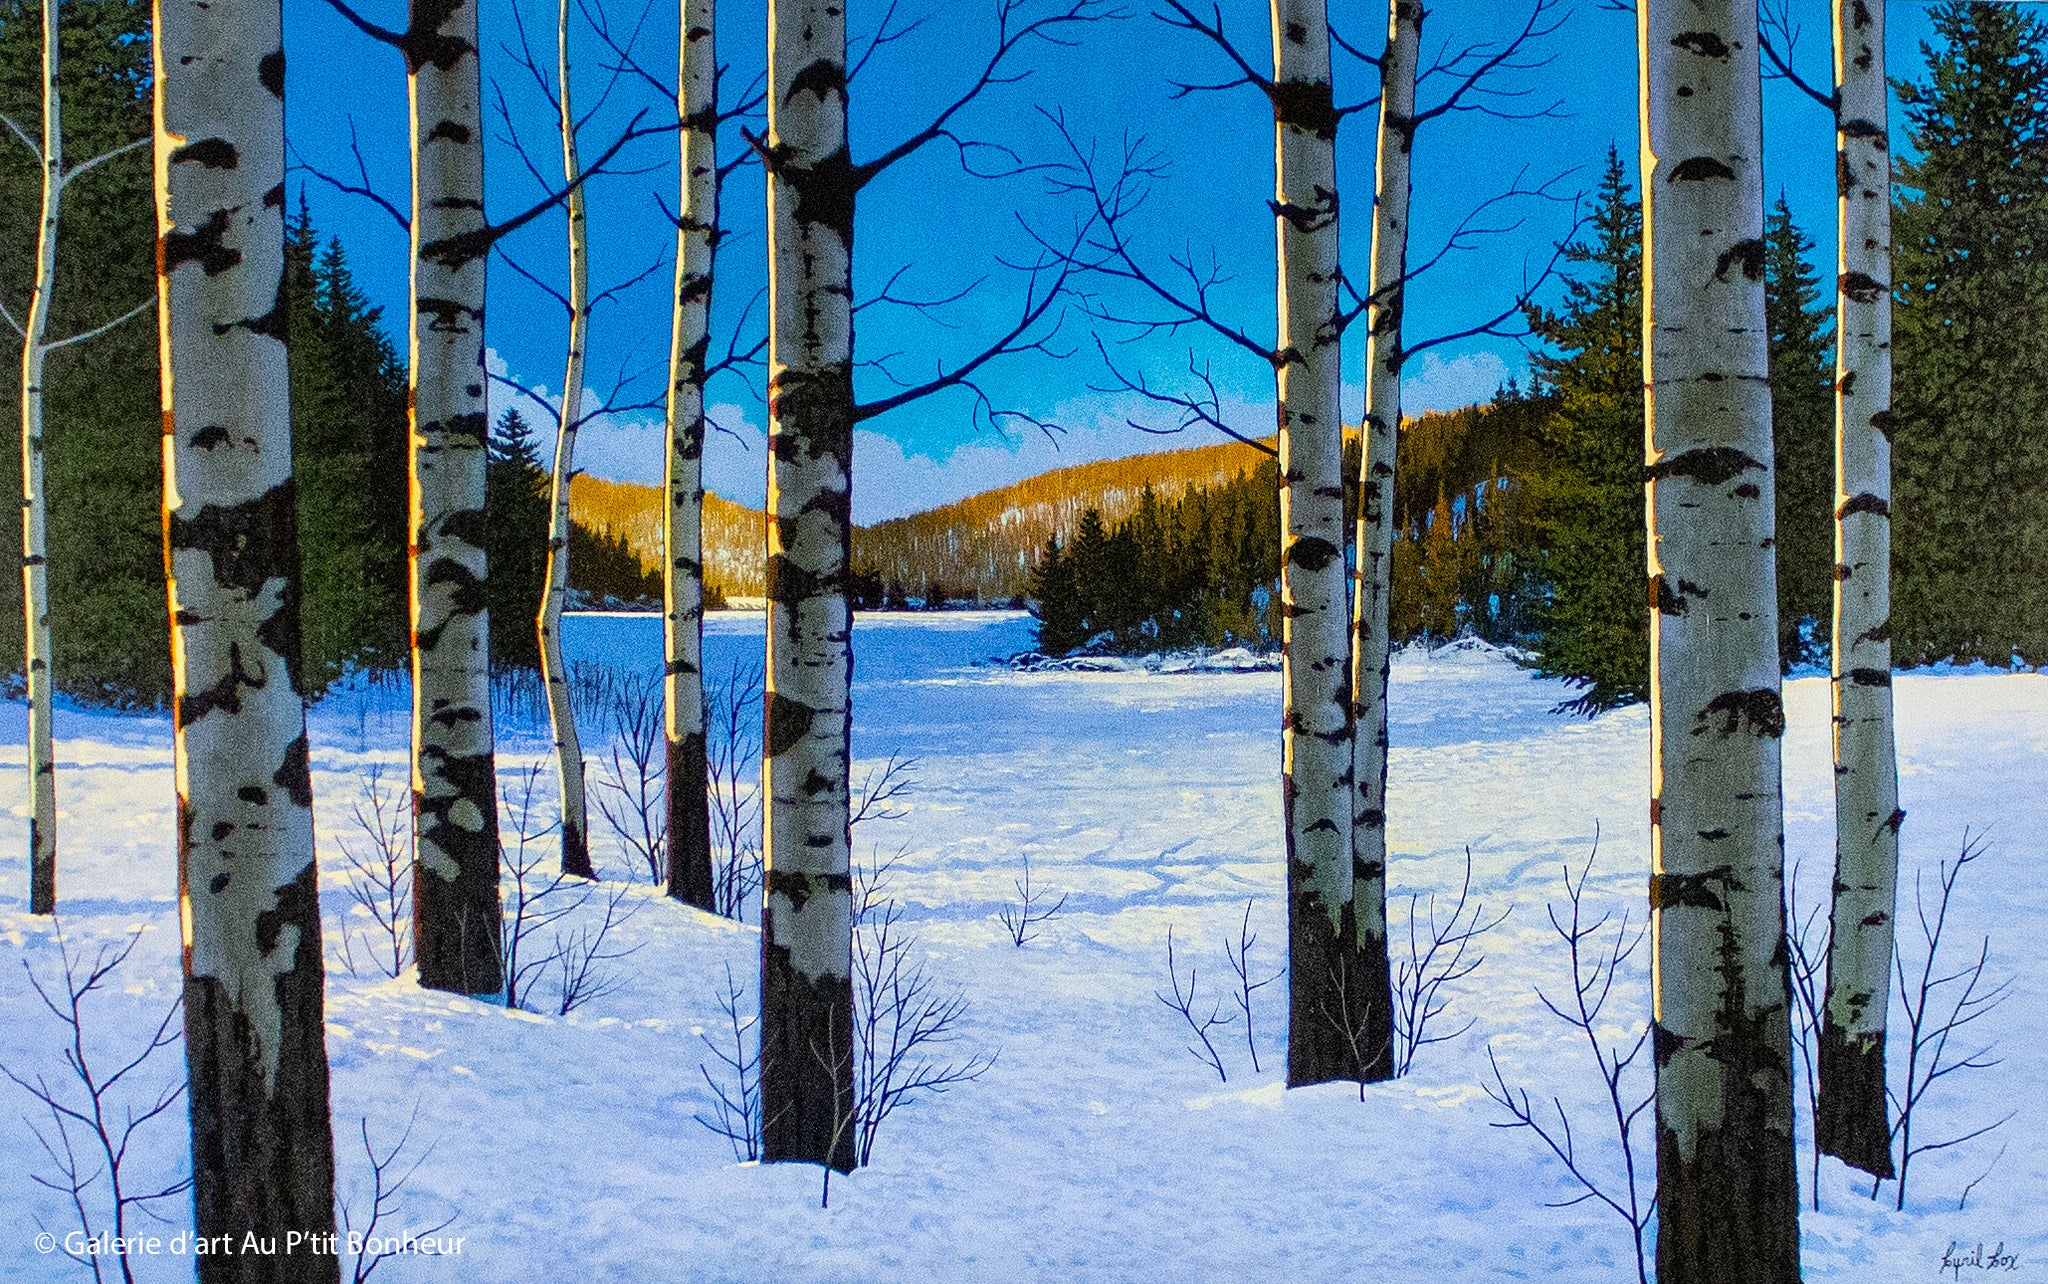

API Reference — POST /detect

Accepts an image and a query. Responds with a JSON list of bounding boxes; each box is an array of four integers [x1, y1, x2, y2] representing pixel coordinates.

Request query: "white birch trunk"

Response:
[[663, 0, 716, 907], [539, 0, 593, 879], [19, 0, 59, 916], [154, 0, 340, 1262], [407, 0, 505, 994], [760, 0, 857, 1171], [1638, 3, 1801, 1275], [1816, 0, 1900, 1180], [1271, 0, 1370, 1087], [1345, 0, 1417, 1082]]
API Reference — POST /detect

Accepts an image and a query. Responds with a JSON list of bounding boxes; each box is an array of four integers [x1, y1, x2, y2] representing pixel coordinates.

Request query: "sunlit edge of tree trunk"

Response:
[[662, 0, 716, 908], [1345, 0, 1416, 1087], [1639, 1, 1802, 1278], [539, 0, 594, 880], [1817, 0, 1901, 1181], [153, 0, 341, 1261], [1273, 0, 1368, 1089], [760, 0, 857, 1173], [407, 0, 506, 996], [20, 0, 60, 916]]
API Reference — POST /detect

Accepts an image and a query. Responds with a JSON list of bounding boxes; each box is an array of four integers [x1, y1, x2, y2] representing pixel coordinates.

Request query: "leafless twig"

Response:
[[1221, 899, 1280, 1074], [1158, 924, 1232, 1082], [334, 764, 415, 980], [998, 851, 1068, 947], [340, 1107, 456, 1284], [694, 963, 764, 1162], [1393, 848, 1508, 1077]]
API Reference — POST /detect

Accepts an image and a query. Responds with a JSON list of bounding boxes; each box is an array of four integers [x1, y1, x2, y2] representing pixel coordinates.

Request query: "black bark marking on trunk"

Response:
[[1845, 667, 1891, 688], [782, 146, 856, 238], [1837, 492, 1889, 520], [1669, 156, 1737, 182], [171, 138, 240, 169], [763, 690, 817, 761], [182, 860, 340, 1283], [402, 0, 474, 73], [1851, 616, 1890, 647], [1714, 237, 1766, 282], [258, 49, 285, 99], [1870, 409, 1895, 442], [1840, 271, 1884, 304], [1649, 870, 1727, 911], [1270, 79, 1339, 141], [426, 120, 471, 144], [1286, 535, 1341, 572], [1671, 31, 1730, 58], [1694, 688, 1786, 739], [759, 932, 857, 1171], [1644, 446, 1765, 487], [272, 736, 313, 809], [161, 209, 242, 277], [666, 730, 713, 907]]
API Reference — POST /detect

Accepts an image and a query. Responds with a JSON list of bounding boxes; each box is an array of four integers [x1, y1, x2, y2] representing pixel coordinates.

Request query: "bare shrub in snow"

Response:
[[334, 764, 415, 980], [851, 848, 995, 1167], [1222, 900, 1280, 1074], [1393, 848, 1508, 1077], [1, 926, 190, 1284], [1871, 831, 2012, 1211], [591, 668, 668, 886], [707, 658, 764, 921], [339, 1108, 455, 1284], [1483, 841, 1654, 1284], [1785, 851, 1831, 1209], [694, 963, 762, 1162], [1157, 924, 1234, 1082], [997, 851, 1067, 946], [850, 753, 918, 828], [499, 763, 642, 1014]]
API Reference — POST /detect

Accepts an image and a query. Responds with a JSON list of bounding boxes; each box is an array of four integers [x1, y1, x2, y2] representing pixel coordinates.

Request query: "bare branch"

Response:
[[59, 136, 149, 189], [43, 297, 153, 353], [0, 113, 41, 162], [1758, 0, 1836, 111], [289, 116, 411, 235], [1152, 0, 1272, 99], [321, 0, 405, 48]]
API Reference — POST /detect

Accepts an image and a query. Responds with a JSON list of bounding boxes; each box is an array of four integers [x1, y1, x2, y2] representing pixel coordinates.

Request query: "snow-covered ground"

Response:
[[1, 611, 2042, 1281]]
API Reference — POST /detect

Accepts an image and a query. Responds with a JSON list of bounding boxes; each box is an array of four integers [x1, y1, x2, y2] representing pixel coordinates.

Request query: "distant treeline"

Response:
[[0, 0, 669, 703]]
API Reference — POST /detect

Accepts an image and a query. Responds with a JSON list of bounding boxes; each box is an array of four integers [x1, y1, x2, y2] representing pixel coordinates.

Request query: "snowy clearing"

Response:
[[0, 612, 2042, 1281]]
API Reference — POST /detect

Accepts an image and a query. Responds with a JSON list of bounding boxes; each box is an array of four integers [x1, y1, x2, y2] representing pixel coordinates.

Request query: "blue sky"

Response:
[[284, 0, 1944, 522]]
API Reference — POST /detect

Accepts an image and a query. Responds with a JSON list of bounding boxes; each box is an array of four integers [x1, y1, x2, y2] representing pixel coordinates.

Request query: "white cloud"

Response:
[[1399, 349, 1514, 416]]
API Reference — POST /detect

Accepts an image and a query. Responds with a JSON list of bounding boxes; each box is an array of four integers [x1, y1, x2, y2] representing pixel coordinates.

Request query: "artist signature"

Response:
[[1941, 1241, 2020, 1279]]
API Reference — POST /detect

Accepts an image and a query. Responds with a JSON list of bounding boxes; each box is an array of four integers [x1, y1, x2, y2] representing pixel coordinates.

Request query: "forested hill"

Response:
[[571, 436, 1274, 601]]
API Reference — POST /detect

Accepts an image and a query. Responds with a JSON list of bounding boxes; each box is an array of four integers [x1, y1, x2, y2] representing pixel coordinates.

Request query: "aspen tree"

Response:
[[1638, 2, 1801, 1276], [538, 0, 594, 879], [9, 0, 148, 916], [1271, 0, 1370, 1088], [154, 0, 341, 1264], [1816, 0, 1902, 1180], [1346, 0, 1419, 1085], [663, 0, 717, 907]]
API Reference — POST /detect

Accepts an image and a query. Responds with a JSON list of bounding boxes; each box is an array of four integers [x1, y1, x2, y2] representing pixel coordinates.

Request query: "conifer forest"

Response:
[[1, 0, 2045, 1279]]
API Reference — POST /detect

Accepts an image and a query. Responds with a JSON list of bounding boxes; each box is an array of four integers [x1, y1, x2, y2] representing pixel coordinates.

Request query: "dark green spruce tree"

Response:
[[1764, 196, 1835, 670], [1030, 535, 1084, 654], [1524, 146, 1646, 712], [486, 407, 551, 670], [1893, 2, 2048, 665]]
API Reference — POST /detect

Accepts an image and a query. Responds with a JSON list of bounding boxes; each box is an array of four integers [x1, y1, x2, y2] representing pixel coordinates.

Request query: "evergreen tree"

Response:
[[1892, 2, 2048, 665], [1069, 507, 1112, 646], [486, 407, 550, 669], [1764, 196, 1835, 669], [0, 0, 163, 704], [1524, 147, 1647, 712], [1030, 535, 1085, 654]]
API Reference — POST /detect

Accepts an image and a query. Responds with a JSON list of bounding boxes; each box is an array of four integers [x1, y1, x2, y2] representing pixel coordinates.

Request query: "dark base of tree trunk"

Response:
[[1287, 883, 1376, 1087], [665, 732, 714, 908], [183, 869, 339, 1284], [1816, 1022, 1896, 1178], [30, 823, 53, 915], [760, 930, 856, 1172], [412, 782, 505, 995], [561, 818, 595, 880], [1654, 1022, 1802, 1283]]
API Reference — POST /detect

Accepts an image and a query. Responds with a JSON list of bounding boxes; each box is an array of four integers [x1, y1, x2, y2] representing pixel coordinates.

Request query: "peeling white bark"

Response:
[[1639, 2, 1800, 1275]]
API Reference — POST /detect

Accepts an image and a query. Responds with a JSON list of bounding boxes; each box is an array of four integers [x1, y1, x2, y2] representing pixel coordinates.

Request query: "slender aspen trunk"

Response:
[[407, 0, 505, 994], [662, 0, 717, 908], [153, 0, 340, 1268], [20, 0, 59, 916], [1272, 0, 1365, 1088], [1816, 0, 1900, 1180], [760, 0, 857, 1172], [1344, 0, 1417, 1083], [1639, 4, 1801, 1277], [539, 0, 594, 879]]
